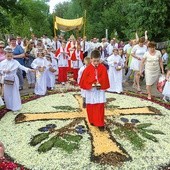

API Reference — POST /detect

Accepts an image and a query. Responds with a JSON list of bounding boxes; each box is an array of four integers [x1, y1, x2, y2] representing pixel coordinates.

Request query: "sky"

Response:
[[48, 0, 70, 13]]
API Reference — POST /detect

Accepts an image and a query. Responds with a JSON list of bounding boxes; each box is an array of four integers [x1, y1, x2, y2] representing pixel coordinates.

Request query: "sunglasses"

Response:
[[0, 47, 4, 49]]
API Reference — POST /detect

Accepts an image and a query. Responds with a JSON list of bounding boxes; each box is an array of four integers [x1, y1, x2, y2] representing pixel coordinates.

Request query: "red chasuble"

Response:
[[79, 63, 110, 90]]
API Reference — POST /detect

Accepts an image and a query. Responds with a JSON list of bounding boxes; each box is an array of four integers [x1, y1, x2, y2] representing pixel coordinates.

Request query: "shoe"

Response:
[[137, 87, 141, 92], [163, 96, 168, 102], [83, 102, 86, 108], [98, 126, 105, 131], [19, 87, 23, 91]]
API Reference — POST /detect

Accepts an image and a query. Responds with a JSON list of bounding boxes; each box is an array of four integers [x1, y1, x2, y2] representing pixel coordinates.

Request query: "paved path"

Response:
[[20, 78, 163, 98]]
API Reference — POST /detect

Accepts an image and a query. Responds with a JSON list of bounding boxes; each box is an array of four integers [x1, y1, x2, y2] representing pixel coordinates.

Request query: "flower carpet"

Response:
[[0, 87, 170, 170]]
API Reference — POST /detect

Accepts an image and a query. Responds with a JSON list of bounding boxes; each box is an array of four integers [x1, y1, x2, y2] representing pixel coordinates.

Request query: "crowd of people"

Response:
[[0, 32, 169, 114]]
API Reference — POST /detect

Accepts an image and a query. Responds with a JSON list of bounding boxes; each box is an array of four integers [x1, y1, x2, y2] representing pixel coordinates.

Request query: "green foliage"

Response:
[[63, 134, 82, 143], [54, 137, 79, 154], [136, 123, 153, 129], [30, 133, 49, 146], [114, 126, 145, 150], [138, 130, 158, 142], [52, 106, 80, 112], [54, 0, 170, 40], [38, 136, 57, 153], [114, 121, 164, 150], [0, 0, 53, 38], [144, 129, 165, 135], [35, 134, 82, 154]]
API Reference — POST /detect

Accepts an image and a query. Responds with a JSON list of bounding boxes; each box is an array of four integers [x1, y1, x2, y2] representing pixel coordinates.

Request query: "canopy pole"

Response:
[[53, 12, 56, 37], [83, 10, 86, 37]]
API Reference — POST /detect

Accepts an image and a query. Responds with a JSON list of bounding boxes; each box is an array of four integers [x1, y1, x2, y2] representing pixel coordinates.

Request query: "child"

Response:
[[79, 50, 110, 131], [107, 48, 124, 93], [0, 141, 4, 159], [77, 57, 91, 108], [46, 54, 58, 90], [31, 49, 48, 95], [71, 45, 84, 81], [162, 70, 170, 102], [55, 41, 70, 85], [0, 48, 34, 112], [25, 50, 36, 89]]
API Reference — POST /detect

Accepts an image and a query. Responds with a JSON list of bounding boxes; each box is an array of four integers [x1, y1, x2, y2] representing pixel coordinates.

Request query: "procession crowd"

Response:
[[0, 33, 169, 114], [0, 32, 170, 159]]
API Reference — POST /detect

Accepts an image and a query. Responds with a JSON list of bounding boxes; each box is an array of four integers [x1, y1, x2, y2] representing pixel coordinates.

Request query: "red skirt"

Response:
[[58, 67, 68, 83], [72, 68, 79, 80], [86, 103, 105, 127], [67, 60, 73, 73]]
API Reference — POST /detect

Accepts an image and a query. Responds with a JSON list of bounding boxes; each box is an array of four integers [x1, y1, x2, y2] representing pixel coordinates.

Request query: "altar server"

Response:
[[79, 50, 110, 131], [71, 45, 84, 81], [55, 42, 70, 85]]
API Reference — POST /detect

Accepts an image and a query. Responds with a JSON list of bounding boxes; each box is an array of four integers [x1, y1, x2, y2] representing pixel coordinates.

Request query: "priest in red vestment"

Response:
[[79, 50, 110, 131]]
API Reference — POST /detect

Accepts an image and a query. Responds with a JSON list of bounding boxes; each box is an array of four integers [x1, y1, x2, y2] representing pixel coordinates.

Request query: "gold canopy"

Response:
[[55, 16, 84, 32]]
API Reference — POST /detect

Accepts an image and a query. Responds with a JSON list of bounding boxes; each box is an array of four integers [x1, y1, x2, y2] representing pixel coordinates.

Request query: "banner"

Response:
[[55, 16, 83, 32]]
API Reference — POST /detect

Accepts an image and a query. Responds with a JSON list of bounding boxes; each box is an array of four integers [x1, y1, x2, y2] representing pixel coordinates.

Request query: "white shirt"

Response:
[[51, 40, 61, 50], [80, 41, 90, 53], [123, 43, 131, 53], [42, 38, 51, 46], [131, 44, 147, 59], [162, 53, 169, 65]]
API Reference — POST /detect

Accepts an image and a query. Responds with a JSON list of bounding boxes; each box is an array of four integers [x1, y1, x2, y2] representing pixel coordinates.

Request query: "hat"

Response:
[[70, 34, 76, 41], [4, 47, 13, 53]]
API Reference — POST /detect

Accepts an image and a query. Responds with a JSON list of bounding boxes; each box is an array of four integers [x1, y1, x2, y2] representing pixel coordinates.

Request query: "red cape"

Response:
[[55, 47, 69, 59], [79, 63, 110, 90], [71, 50, 84, 61]]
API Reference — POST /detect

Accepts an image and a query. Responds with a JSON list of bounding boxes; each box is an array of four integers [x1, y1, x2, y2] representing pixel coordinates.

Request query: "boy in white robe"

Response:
[[77, 57, 91, 108], [31, 49, 48, 95], [46, 54, 58, 90], [107, 48, 124, 93], [0, 48, 34, 112]]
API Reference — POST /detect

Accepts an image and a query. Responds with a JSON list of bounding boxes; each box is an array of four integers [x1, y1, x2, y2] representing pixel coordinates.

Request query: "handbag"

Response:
[[157, 74, 166, 93], [4, 75, 15, 85]]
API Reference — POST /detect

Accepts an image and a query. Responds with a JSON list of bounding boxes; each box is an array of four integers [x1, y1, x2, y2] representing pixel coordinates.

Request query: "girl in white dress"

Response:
[[131, 37, 147, 91], [46, 54, 58, 90], [162, 70, 170, 102], [107, 48, 124, 93], [0, 48, 34, 111], [31, 49, 48, 95]]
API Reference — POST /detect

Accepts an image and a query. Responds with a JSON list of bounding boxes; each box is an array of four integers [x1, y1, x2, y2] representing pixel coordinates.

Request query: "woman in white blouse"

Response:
[[140, 42, 164, 99], [130, 37, 147, 91]]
